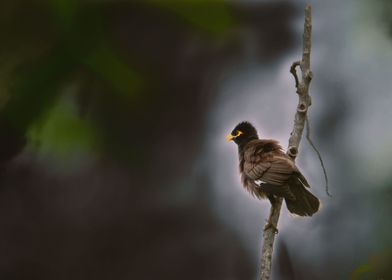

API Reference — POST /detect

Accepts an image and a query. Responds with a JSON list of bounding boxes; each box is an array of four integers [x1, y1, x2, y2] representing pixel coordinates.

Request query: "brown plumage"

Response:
[[227, 121, 320, 216]]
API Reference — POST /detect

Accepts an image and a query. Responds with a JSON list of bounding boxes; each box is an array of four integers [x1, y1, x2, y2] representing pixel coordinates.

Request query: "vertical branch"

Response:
[[260, 197, 283, 280], [259, 5, 313, 280], [288, 5, 312, 159]]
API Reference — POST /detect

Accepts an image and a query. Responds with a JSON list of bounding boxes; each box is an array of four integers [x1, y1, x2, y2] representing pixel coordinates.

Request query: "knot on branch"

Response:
[[287, 146, 298, 158], [297, 102, 307, 113]]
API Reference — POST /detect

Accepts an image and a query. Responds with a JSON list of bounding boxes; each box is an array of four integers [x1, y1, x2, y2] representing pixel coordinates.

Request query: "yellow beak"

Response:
[[226, 133, 234, 142]]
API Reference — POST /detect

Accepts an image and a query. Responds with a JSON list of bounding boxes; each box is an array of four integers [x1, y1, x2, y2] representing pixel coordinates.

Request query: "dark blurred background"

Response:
[[0, 0, 392, 279]]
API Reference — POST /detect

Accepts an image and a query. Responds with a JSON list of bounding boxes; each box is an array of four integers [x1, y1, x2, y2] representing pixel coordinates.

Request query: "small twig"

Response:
[[290, 61, 301, 89], [305, 116, 331, 196], [259, 5, 314, 280]]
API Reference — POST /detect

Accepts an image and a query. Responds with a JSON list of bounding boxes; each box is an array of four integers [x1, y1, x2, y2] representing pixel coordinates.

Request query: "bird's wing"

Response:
[[242, 140, 296, 186], [243, 152, 298, 199], [244, 154, 295, 185]]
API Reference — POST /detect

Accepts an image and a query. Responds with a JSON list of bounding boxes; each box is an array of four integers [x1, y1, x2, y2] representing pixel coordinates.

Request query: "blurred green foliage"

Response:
[[48, 0, 80, 31], [351, 263, 371, 280], [3, 49, 77, 130], [378, 0, 392, 36], [150, 0, 234, 35], [0, 0, 234, 160], [351, 251, 392, 280], [350, 187, 392, 280], [83, 44, 142, 98], [28, 92, 99, 160]]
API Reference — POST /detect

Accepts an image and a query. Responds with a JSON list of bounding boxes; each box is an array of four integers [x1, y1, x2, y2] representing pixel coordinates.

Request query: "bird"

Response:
[[226, 121, 320, 231]]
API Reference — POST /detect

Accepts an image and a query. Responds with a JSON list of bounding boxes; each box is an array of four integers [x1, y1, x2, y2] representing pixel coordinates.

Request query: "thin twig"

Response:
[[305, 116, 331, 196], [259, 5, 313, 280], [290, 61, 301, 89]]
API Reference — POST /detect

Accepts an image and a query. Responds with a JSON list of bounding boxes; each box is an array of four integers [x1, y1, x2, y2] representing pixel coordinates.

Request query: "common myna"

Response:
[[227, 121, 319, 228]]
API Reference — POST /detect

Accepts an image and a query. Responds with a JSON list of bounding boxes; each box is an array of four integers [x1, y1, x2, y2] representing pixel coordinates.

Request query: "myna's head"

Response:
[[226, 121, 259, 145]]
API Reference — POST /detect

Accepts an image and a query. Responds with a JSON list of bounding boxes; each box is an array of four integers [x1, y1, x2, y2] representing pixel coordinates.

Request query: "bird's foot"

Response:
[[264, 221, 279, 234]]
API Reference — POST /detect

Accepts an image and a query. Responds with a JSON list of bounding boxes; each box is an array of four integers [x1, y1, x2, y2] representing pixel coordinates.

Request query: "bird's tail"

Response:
[[285, 179, 320, 216]]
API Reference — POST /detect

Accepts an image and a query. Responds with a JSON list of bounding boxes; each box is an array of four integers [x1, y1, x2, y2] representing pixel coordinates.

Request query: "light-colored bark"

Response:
[[259, 5, 313, 280]]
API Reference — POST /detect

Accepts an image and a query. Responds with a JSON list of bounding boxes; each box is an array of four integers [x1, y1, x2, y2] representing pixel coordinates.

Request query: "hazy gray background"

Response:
[[206, 0, 392, 278]]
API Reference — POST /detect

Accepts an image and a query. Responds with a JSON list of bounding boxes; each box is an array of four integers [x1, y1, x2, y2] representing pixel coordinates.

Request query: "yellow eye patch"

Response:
[[226, 130, 243, 142], [234, 130, 243, 137]]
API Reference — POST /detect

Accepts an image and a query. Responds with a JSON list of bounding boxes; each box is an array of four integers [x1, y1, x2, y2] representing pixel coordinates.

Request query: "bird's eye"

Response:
[[235, 130, 243, 137]]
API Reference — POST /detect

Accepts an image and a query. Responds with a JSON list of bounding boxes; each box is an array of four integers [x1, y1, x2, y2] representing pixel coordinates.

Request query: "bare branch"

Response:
[[259, 196, 282, 280], [259, 5, 313, 280]]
